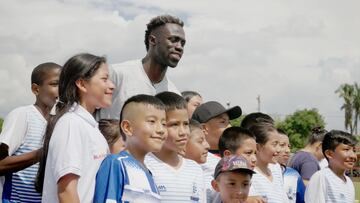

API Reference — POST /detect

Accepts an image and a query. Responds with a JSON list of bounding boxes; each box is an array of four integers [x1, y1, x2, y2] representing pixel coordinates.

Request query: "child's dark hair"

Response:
[[189, 119, 202, 132], [145, 14, 184, 51], [219, 127, 256, 157], [155, 91, 187, 111], [99, 119, 123, 145], [119, 94, 165, 137], [31, 62, 61, 85], [241, 112, 274, 130], [322, 130, 358, 161], [248, 122, 277, 145], [35, 53, 106, 193], [181, 91, 202, 103], [307, 126, 327, 145]]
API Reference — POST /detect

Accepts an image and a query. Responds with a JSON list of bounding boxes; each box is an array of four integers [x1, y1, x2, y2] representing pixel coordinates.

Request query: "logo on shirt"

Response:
[[157, 185, 167, 192]]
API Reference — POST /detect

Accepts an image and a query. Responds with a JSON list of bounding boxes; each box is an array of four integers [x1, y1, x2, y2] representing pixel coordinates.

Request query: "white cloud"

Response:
[[1, 0, 360, 131]]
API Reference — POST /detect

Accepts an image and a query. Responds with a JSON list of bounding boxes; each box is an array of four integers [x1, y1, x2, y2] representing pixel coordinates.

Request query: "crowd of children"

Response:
[[0, 14, 359, 203]]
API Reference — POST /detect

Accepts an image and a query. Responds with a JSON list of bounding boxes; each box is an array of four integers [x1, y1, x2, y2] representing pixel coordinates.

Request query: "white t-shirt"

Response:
[[145, 153, 205, 203], [98, 60, 180, 120], [305, 167, 355, 203], [42, 104, 109, 203], [201, 152, 220, 203], [0, 105, 46, 202], [249, 163, 288, 203]]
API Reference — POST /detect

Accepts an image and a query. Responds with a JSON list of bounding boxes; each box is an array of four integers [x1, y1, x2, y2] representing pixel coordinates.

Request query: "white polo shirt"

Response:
[[98, 60, 180, 120], [42, 104, 109, 203], [305, 167, 355, 203]]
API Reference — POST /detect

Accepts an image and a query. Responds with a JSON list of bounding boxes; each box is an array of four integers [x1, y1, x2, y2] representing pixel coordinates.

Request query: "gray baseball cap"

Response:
[[191, 101, 242, 123]]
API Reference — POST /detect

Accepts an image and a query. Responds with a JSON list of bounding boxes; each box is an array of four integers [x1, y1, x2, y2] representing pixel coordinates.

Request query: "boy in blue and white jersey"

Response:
[[145, 92, 205, 202], [305, 130, 357, 203], [0, 62, 61, 203], [94, 94, 166, 203], [277, 129, 305, 203]]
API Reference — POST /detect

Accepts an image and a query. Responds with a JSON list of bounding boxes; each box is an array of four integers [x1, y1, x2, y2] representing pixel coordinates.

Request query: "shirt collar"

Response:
[[70, 103, 98, 128]]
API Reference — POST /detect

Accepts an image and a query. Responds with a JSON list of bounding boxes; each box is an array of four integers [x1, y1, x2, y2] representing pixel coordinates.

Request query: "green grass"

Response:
[[355, 181, 360, 200]]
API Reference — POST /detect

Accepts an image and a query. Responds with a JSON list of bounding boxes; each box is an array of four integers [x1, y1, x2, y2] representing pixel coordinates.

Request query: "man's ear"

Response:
[[324, 149, 333, 160], [121, 120, 133, 137], [223, 150, 232, 157], [75, 79, 87, 93], [149, 34, 157, 47], [211, 179, 220, 192], [31, 83, 40, 96], [202, 124, 209, 135]]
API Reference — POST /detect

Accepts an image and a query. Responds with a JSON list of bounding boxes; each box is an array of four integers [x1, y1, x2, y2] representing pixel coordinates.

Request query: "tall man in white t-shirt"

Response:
[[98, 14, 186, 119]]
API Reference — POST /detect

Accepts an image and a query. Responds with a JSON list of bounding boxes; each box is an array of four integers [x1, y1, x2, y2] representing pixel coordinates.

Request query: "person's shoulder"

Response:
[[111, 59, 141, 72], [6, 105, 32, 116]]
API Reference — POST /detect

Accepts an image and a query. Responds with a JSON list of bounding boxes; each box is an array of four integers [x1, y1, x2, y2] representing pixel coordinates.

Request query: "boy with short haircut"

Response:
[[184, 119, 210, 164], [145, 91, 205, 202], [218, 127, 257, 169], [93, 94, 167, 202], [211, 155, 255, 203], [305, 130, 357, 203], [0, 62, 61, 202]]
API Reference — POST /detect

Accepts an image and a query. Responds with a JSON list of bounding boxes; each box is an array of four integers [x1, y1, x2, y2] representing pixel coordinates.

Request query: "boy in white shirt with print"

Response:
[[145, 91, 205, 202], [305, 130, 357, 203]]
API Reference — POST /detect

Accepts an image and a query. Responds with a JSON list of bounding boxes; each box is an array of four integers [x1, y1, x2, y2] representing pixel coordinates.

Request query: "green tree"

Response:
[[0, 118, 3, 133], [230, 115, 245, 127], [335, 83, 355, 134], [276, 109, 325, 152], [353, 83, 360, 135]]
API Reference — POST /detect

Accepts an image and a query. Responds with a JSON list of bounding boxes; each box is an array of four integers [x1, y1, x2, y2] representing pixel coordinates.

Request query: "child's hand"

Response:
[[245, 196, 267, 203]]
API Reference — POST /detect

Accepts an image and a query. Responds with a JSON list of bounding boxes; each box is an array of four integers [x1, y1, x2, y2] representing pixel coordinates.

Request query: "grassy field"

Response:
[[355, 181, 360, 200]]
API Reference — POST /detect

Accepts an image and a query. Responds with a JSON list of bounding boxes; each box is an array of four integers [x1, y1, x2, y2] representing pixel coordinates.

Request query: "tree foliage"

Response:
[[276, 109, 325, 152], [0, 118, 3, 133]]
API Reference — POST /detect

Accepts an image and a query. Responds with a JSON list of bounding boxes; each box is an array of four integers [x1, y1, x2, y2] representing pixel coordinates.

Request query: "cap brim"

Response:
[[231, 168, 256, 175], [226, 106, 242, 120]]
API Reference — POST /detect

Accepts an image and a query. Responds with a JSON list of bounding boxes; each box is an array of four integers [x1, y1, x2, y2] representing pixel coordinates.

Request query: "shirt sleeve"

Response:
[[48, 116, 84, 182], [304, 171, 326, 203], [300, 160, 319, 180], [0, 107, 28, 155], [93, 155, 124, 203]]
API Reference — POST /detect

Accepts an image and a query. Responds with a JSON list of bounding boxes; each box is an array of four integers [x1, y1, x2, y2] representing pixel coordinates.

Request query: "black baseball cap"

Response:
[[192, 101, 242, 123], [214, 155, 255, 179]]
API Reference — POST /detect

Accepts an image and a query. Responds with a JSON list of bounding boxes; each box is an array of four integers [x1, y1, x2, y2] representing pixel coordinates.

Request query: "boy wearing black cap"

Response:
[[211, 155, 255, 203], [192, 101, 242, 156], [192, 101, 241, 202]]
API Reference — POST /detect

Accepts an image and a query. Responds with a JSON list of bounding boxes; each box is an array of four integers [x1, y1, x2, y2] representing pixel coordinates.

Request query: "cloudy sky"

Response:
[[1, 0, 359, 130]]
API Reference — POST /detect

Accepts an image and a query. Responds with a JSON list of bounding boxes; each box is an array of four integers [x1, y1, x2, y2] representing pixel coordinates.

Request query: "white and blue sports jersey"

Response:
[[305, 167, 355, 203], [0, 105, 46, 203], [93, 151, 161, 203], [283, 167, 305, 203]]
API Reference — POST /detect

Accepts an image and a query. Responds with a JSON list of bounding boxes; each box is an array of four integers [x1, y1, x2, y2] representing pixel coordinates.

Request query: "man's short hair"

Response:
[[181, 91, 201, 103], [240, 112, 274, 130], [219, 127, 256, 157], [155, 91, 187, 111], [144, 14, 184, 51], [322, 130, 358, 161], [31, 62, 61, 85]]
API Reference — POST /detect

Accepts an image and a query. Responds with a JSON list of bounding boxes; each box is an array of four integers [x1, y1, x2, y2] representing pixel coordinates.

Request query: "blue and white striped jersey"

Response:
[[1, 105, 46, 203]]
